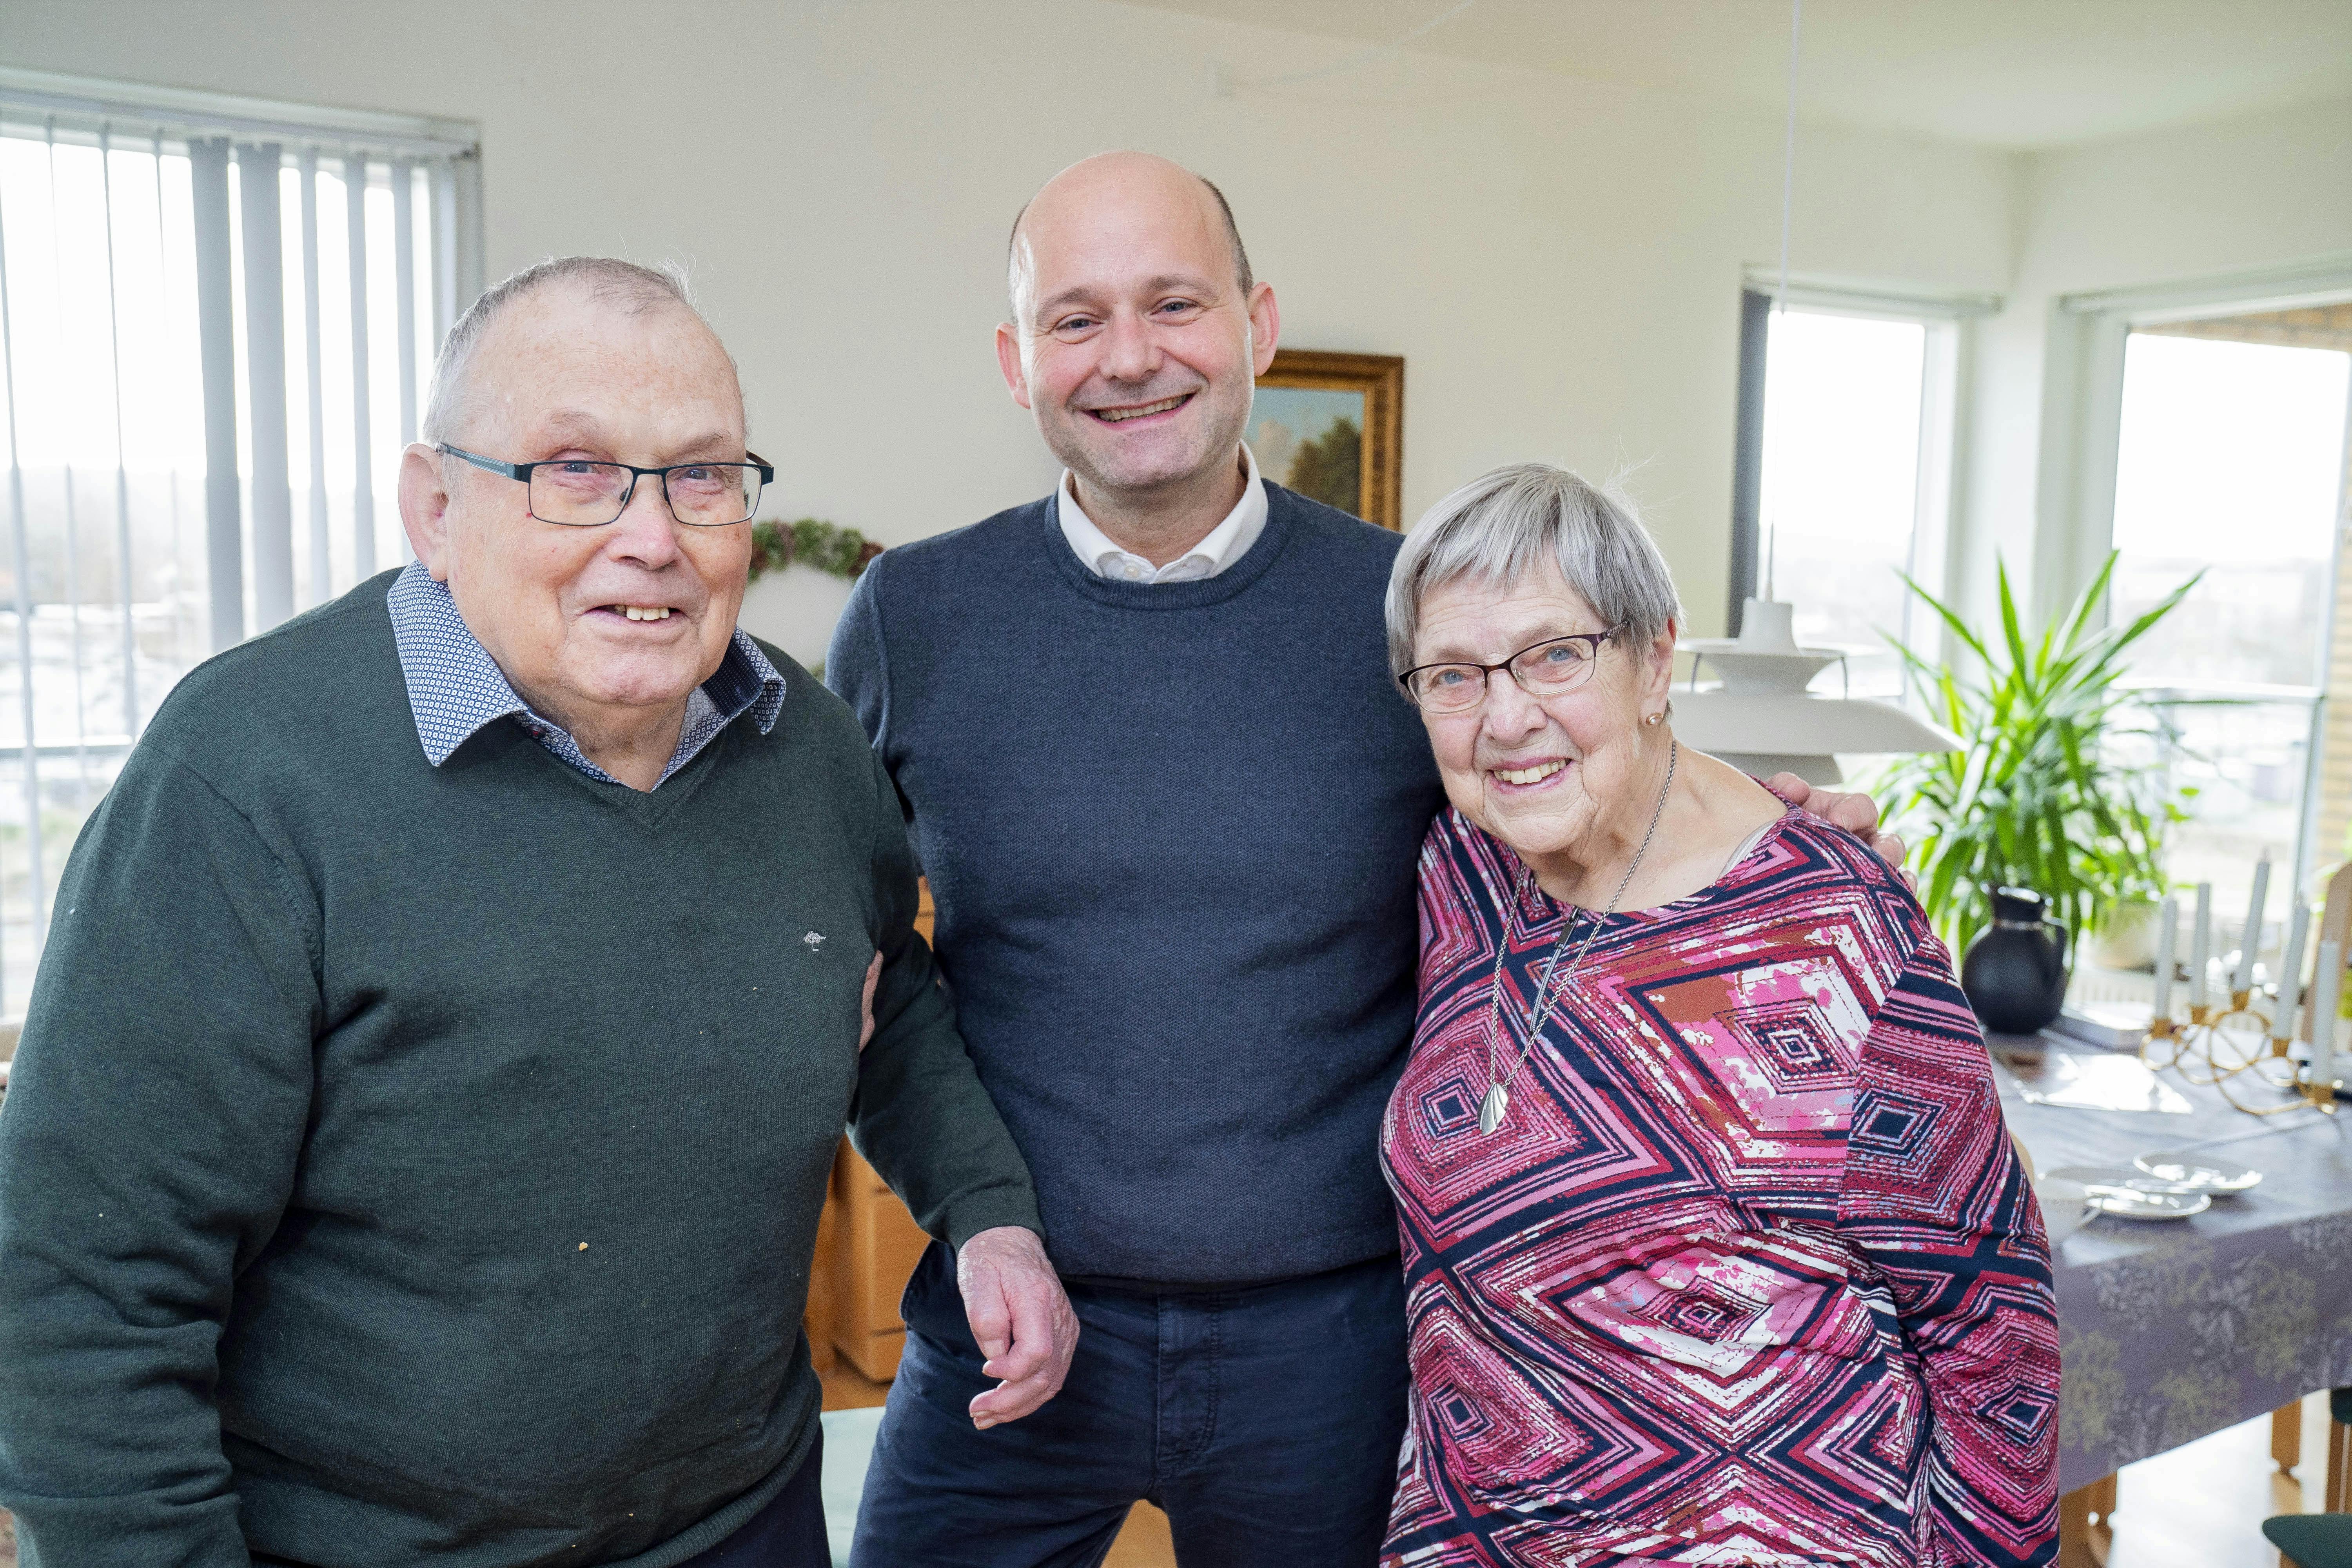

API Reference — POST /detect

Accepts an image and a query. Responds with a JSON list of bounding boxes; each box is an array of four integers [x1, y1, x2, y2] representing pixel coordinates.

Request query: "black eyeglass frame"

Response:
[[437, 444, 776, 528], [1397, 625, 1628, 711]]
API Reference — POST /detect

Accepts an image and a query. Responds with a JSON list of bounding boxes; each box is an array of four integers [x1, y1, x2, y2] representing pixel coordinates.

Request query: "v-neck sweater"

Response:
[[829, 484, 1449, 1287], [0, 573, 1040, 1566]]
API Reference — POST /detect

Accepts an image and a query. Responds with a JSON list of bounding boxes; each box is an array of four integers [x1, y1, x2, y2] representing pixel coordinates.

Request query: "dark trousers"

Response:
[[678, 1427, 829, 1568], [849, 1244, 1408, 1568]]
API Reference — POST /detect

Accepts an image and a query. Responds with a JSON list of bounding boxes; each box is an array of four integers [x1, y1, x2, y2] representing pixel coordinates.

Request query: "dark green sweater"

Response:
[[0, 575, 1040, 1566]]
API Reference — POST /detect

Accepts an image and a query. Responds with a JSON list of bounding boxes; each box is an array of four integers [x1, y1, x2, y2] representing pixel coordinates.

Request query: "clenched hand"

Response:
[[956, 1226, 1078, 1429]]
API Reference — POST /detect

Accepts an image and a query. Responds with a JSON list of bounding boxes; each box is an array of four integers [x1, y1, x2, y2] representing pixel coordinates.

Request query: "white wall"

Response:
[[1959, 94, 2352, 621], [4, 0, 2018, 659]]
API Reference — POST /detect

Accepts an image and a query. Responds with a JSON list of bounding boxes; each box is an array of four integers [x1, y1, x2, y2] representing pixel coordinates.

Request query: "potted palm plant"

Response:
[[1876, 551, 2197, 967]]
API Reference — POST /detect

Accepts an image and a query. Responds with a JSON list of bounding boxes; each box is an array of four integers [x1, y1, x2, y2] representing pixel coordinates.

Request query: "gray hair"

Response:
[[1385, 463, 1683, 677], [421, 256, 714, 445]]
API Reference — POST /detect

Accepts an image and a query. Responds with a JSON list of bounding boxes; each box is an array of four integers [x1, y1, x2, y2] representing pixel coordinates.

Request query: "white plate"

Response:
[[2009, 1055, 2195, 1114], [2045, 1164, 2200, 1196], [2132, 1152, 2262, 1194], [2045, 1164, 2211, 1221], [2087, 1188, 2212, 1221]]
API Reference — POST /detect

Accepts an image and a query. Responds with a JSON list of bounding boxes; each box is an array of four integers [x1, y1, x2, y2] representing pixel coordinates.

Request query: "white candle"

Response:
[[2191, 882, 2213, 1007], [2236, 858, 2271, 994], [2311, 939, 2342, 1096], [2275, 900, 2310, 1043], [2152, 895, 2178, 1022]]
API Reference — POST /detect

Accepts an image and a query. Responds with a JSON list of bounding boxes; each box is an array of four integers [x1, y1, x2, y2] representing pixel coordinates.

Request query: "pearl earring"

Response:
[[1643, 711, 1664, 727]]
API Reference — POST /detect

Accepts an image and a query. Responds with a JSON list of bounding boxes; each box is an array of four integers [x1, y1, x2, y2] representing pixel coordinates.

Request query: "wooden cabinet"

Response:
[[824, 1141, 933, 1381], [804, 879, 939, 1383]]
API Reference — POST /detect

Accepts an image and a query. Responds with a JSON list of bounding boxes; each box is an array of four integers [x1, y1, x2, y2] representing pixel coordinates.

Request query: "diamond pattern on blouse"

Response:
[[386, 562, 784, 787], [1379, 809, 2059, 1568]]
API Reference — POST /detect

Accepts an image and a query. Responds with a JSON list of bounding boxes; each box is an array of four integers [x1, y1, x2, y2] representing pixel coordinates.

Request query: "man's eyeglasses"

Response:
[[438, 445, 773, 528], [1398, 626, 1624, 714]]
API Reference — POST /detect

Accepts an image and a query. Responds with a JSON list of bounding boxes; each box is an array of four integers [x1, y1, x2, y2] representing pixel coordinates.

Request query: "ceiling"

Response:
[[1134, 0, 2352, 150]]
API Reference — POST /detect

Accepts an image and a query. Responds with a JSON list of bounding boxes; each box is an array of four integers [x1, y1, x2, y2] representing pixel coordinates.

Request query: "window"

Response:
[[0, 69, 481, 1010], [2105, 309, 2352, 923], [1729, 282, 1982, 698]]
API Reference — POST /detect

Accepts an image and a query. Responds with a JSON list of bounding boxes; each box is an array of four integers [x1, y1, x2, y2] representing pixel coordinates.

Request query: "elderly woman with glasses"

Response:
[[1377, 464, 2058, 1568]]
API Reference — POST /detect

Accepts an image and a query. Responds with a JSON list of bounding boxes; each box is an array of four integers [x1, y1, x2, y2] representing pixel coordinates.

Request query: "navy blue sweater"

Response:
[[828, 484, 1445, 1286]]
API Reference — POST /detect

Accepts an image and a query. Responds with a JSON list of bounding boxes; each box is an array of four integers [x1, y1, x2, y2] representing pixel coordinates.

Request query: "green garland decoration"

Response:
[[745, 517, 884, 584]]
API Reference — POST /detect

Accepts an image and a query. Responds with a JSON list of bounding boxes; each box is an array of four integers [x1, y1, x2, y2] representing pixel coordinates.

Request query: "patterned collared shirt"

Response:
[[386, 562, 786, 788]]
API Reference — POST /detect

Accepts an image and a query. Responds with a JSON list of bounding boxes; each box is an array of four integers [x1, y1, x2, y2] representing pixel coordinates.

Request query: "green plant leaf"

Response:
[[1871, 549, 2210, 955]]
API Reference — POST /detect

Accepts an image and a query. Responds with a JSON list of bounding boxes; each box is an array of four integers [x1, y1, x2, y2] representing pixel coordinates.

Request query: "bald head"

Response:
[[1007, 152, 1252, 322], [422, 257, 734, 448]]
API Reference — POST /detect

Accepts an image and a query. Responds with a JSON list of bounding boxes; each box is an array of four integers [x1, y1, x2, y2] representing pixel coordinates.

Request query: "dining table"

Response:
[[1991, 1026, 2352, 1564]]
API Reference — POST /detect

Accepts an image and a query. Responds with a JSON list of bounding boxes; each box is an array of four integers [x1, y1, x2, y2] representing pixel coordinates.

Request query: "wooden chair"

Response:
[[2058, 1474, 2117, 1566], [2269, 1390, 2352, 1513], [2331, 1390, 2352, 1514]]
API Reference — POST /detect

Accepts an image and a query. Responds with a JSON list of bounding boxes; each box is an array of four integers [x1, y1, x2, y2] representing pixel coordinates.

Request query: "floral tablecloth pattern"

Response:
[[1994, 1042, 2352, 1491]]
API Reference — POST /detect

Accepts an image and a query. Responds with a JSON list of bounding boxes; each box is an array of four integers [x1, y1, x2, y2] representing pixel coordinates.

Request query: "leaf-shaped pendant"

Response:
[[1478, 1082, 1509, 1135]]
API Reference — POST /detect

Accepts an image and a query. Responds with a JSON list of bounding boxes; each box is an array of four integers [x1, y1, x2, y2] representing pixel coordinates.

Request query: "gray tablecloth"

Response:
[[1993, 1039, 2352, 1491]]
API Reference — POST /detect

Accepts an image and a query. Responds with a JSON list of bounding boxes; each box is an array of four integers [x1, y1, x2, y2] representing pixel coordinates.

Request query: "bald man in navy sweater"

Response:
[[828, 151, 1900, 1568]]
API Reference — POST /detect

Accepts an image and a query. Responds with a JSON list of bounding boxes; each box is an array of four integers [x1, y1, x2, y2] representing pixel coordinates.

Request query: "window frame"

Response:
[[2044, 264, 2352, 902], [0, 67, 484, 1012], [2040, 256, 2352, 623], [1727, 274, 1993, 679], [0, 65, 486, 650]]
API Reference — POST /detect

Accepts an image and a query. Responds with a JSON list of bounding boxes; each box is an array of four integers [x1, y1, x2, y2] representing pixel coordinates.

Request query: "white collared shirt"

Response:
[[1056, 446, 1268, 584]]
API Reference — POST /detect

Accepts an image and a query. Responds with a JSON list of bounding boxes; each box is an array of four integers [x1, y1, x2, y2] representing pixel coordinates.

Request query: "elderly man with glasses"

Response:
[[0, 256, 1073, 1568]]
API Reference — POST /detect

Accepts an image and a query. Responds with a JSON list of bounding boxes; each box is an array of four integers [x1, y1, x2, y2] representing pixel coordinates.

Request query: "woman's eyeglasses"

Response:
[[1398, 626, 1623, 714]]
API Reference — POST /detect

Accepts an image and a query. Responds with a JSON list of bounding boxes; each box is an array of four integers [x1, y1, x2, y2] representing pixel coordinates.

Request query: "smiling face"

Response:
[[1412, 562, 1677, 871], [997, 152, 1278, 503], [400, 282, 751, 737]]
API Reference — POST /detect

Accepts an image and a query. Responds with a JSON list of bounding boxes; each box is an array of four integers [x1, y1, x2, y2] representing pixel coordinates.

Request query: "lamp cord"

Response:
[[1776, 0, 1803, 311], [1764, 0, 1804, 605]]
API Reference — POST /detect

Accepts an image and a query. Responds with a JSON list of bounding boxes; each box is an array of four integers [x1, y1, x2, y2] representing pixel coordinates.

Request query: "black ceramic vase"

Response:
[[1960, 886, 2071, 1035]]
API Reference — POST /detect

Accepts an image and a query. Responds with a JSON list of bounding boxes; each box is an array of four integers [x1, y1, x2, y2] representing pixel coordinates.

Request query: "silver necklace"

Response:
[[1477, 740, 1677, 1135]]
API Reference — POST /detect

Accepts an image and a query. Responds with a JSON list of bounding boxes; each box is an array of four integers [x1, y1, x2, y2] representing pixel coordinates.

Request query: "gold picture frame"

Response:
[[1251, 350, 1405, 530]]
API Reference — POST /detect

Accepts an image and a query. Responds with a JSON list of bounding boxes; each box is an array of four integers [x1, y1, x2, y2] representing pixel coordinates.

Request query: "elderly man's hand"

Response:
[[956, 1226, 1078, 1429], [1766, 773, 1912, 886]]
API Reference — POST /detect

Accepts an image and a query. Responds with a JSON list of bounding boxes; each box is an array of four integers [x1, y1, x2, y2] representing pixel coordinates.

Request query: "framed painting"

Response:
[[1250, 350, 1405, 530]]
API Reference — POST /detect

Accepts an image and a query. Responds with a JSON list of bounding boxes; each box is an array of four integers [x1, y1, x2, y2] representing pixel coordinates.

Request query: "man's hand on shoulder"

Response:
[[1766, 773, 1912, 886], [955, 1226, 1078, 1429]]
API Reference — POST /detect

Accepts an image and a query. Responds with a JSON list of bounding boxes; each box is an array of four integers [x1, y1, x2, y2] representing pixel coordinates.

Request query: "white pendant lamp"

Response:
[[1673, 599, 1958, 784]]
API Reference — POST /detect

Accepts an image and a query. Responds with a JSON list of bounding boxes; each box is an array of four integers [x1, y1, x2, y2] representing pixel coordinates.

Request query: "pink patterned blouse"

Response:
[[1381, 808, 2058, 1568]]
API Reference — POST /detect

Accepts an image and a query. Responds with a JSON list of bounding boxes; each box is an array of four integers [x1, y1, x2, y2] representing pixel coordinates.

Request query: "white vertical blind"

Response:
[[189, 136, 241, 653], [42, 124, 94, 813], [431, 161, 457, 344], [238, 141, 294, 632], [392, 157, 417, 446], [0, 169, 46, 960], [345, 152, 376, 582], [0, 73, 480, 1011], [298, 149, 328, 608], [99, 129, 139, 741], [391, 158, 421, 568]]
